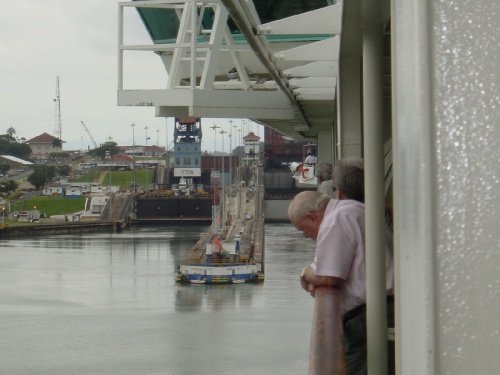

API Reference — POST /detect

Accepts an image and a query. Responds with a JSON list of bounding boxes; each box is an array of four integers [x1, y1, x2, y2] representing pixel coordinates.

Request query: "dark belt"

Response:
[[343, 295, 394, 326]]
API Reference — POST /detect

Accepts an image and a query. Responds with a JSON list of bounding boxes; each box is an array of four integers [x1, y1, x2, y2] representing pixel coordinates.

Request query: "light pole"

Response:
[[228, 129, 232, 218], [219, 129, 227, 225], [237, 128, 242, 159], [144, 126, 149, 189], [165, 119, 170, 160], [131, 123, 136, 192], [228, 123, 233, 187], [210, 124, 219, 170], [232, 123, 238, 180], [219, 129, 227, 174], [240, 119, 244, 138], [108, 136, 113, 219]]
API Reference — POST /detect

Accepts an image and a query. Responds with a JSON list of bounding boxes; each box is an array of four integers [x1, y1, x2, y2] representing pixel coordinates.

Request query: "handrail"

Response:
[[309, 286, 347, 375]]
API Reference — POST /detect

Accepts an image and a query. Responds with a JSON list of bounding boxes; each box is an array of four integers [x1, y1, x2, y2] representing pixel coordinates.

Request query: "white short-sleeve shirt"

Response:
[[304, 155, 317, 164], [310, 199, 394, 314]]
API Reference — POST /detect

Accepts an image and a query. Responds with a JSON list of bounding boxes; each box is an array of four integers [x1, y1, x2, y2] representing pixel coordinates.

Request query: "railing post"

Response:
[[309, 286, 347, 375]]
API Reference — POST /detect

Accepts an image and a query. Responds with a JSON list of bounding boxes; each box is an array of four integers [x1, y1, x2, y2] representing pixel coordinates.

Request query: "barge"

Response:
[[176, 132, 265, 284], [176, 184, 265, 284]]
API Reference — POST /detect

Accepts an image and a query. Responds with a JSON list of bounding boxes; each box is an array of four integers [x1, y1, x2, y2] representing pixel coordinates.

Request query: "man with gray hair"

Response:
[[314, 161, 336, 198], [332, 157, 393, 231], [332, 157, 365, 202]]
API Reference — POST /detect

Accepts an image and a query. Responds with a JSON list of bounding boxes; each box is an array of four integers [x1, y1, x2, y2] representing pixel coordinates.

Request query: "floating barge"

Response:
[[176, 131, 265, 284], [176, 185, 265, 284]]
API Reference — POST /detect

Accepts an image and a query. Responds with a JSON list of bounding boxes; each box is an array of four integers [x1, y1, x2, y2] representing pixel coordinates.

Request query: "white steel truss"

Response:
[[118, 0, 343, 140]]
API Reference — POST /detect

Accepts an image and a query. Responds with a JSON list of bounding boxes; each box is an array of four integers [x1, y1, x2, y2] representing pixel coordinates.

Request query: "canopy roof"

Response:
[[119, 0, 347, 141]]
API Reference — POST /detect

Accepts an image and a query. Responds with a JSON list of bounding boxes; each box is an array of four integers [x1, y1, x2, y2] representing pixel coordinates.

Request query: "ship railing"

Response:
[[309, 286, 347, 375], [204, 258, 251, 265]]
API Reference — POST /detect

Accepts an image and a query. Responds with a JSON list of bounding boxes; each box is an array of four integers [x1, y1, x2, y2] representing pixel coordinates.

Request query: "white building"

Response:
[[26, 132, 64, 160]]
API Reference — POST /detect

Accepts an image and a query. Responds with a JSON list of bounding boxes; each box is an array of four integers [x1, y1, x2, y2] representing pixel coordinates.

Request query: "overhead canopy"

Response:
[[119, 0, 341, 141], [0, 155, 34, 167]]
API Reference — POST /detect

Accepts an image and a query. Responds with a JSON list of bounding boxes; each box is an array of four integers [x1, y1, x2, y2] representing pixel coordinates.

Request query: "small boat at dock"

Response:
[[190, 279, 206, 284]]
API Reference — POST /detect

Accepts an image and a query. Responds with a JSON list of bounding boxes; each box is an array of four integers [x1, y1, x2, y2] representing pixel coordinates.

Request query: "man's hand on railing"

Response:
[[300, 266, 317, 297], [300, 265, 343, 297]]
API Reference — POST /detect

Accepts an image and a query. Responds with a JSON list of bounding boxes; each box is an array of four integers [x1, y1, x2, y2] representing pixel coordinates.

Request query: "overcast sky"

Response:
[[0, 1, 261, 153]]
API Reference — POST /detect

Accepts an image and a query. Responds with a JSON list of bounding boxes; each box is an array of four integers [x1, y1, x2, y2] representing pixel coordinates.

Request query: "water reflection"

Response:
[[175, 283, 259, 312], [0, 223, 315, 375]]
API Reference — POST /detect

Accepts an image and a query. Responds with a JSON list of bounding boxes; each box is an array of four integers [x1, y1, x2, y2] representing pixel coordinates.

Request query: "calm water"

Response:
[[0, 223, 316, 375]]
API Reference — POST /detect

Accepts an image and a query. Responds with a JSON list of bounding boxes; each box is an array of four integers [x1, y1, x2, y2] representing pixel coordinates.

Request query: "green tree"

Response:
[[8, 142, 32, 160], [0, 134, 16, 143], [0, 180, 18, 195], [52, 138, 62, 149], [57, 164, 72, 177], [88, 141, 119, 160], [0, 134, 32, 160], [6, 127, 16, 137], [0, 164, 10, 175], [27, 166, 56, 190]]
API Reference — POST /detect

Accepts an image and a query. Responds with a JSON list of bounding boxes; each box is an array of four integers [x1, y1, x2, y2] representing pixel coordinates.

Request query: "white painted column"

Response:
[[338, 56, 363, 158], [316, 128, 335, 163], [392, 0, 437, 373], [362, 0, 388, 373]]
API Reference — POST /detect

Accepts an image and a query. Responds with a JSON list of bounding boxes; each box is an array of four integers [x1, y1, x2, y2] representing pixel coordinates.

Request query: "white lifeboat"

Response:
[[289, 162, 318, 187]]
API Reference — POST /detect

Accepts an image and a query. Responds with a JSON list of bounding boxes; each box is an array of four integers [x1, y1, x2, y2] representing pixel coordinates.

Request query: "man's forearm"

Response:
[[303, 266, 342, 287]]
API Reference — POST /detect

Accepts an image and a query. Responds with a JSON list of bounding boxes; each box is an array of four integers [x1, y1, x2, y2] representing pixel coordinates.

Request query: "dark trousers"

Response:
[[342, 297, 395, 375]]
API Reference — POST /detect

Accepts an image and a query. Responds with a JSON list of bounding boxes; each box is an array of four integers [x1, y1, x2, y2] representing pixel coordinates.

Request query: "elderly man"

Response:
[[288, 176, 394, 374], [314, 161, 336, 198]]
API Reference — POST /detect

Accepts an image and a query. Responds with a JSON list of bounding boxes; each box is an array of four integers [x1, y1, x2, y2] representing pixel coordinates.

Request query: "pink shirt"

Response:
[[310, 199, 394, 314]]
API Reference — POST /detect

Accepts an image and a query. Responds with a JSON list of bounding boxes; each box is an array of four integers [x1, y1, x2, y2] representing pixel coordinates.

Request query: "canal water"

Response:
[[0, 223, 316, 375]]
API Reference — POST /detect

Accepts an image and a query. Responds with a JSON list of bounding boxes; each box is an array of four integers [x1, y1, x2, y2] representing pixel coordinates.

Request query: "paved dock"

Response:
[[179, 183, 264, 268]]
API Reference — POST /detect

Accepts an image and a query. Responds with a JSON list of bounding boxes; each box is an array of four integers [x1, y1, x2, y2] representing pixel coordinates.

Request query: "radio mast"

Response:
[[54, 76, 62, 140]]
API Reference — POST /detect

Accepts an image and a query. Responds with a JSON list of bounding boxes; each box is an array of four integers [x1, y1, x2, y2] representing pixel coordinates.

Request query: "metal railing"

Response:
[[309, 287, 347, 375]]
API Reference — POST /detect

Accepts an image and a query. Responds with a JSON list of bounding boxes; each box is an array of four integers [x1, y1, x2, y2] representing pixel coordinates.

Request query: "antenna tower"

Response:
[[54, 76, 62, 140]]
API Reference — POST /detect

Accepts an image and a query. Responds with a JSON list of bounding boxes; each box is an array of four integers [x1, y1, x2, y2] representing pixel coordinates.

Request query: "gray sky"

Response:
[[0, 1, 261, 153]]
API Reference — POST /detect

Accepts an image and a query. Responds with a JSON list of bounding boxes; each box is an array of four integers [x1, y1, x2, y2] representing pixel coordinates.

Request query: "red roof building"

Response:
[[110, 155, 134, 163], [242, 132, 261, 161], [26, 132, 64, 160]]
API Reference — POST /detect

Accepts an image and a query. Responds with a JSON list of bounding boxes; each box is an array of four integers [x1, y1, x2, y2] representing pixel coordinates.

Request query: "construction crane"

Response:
[[81, 121, 98, 149]]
